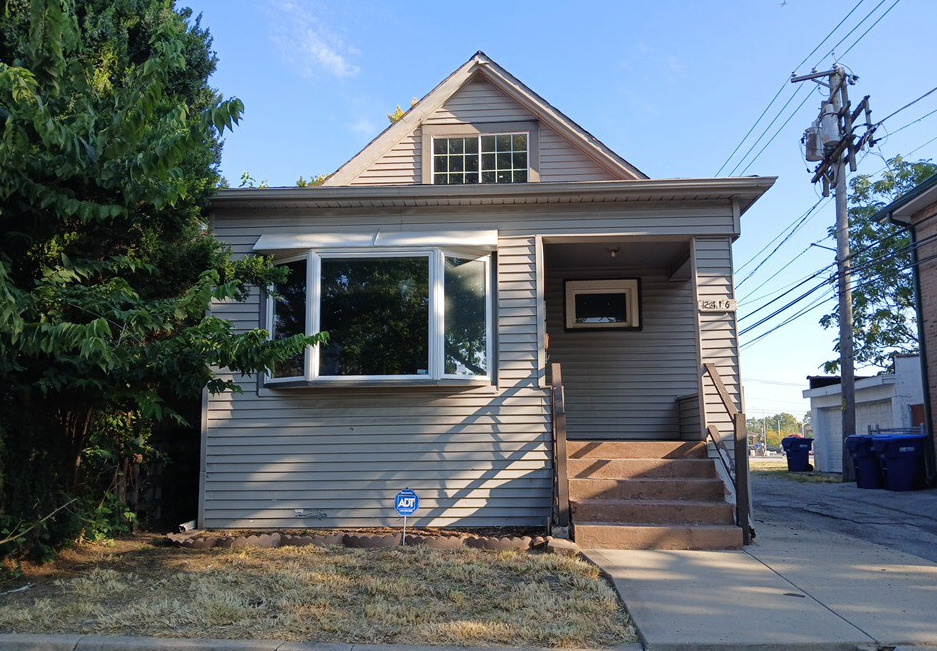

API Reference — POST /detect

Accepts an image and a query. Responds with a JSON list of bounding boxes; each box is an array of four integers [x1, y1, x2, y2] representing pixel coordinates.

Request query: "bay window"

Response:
[[266, 248, 491, 383]]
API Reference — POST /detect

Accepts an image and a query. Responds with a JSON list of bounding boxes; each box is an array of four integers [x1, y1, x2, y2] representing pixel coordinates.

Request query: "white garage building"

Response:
[[803, 355, 925, 473]]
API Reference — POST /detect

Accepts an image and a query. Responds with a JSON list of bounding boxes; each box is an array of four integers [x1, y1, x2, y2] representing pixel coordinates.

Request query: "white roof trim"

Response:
[[253, 230, 499, 252], [802, 375, 895, 399]]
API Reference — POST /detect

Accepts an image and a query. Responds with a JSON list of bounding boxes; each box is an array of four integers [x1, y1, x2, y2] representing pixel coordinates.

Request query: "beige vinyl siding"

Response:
[[203, 222, 551, 529], [203, 203, 741, 528], [539, 124, 617, 183], [350, 129, 422, 186], [424, 78, 535, 125], [694, 237, 740, 460], [349, 78, 625, 186], [545, 269, 699, 440]]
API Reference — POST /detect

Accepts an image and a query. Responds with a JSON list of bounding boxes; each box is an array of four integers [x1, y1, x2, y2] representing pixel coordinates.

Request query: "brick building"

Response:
[[877, 173, 937, 483]]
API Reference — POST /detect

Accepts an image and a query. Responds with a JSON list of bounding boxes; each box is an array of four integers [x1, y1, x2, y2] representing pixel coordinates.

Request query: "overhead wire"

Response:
[[737, 198, 828, 273], [835, 0, 902, 60], [736, 198, 827, 286], [713, 0, 868, 177], [741, 247, 937, 350], [740, 229, 937, 346], [812, 0, 890, 65]]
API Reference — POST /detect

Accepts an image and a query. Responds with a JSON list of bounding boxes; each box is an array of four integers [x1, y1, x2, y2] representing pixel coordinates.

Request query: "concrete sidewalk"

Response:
[[585, 521, 937, 650]]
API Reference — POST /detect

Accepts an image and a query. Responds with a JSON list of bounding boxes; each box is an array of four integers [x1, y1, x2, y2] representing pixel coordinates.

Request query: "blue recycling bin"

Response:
[[845, 435, 883, 489], [781, 436, 813, 472], [871, 434, 927, 491]]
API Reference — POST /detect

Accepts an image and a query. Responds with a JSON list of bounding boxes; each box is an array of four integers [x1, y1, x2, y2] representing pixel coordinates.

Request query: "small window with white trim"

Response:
[[565, 279, 640, 331], [266, 247, 492, 383]]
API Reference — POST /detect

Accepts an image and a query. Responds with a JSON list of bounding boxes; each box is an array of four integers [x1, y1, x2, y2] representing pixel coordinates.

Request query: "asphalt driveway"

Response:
[[751, 471, 937, 562]]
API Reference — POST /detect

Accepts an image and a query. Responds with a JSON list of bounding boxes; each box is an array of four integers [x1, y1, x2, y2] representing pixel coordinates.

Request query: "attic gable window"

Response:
[[422, 122, 538, 185], [433, 133, 528, 185]]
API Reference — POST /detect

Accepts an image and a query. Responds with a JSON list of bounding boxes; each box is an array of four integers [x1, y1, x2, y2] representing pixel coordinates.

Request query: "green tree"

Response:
[[0, 0, 319, 557], [747, 413, 802, 449], [820, 156, 937, 373]]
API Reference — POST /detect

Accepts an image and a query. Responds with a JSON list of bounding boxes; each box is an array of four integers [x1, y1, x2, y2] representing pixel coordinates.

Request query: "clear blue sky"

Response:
[[183, 0, 937, 419]]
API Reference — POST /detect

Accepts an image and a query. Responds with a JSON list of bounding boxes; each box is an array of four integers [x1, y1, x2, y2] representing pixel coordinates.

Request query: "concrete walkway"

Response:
[[584, 477, 937, 651]]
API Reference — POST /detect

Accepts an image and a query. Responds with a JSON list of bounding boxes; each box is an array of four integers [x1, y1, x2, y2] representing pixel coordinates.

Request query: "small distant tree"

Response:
[[296, 174, 327, 187]]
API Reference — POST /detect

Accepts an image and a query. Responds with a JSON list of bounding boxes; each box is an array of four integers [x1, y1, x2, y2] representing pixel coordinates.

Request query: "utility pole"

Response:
[[792, 66, 875, 482]]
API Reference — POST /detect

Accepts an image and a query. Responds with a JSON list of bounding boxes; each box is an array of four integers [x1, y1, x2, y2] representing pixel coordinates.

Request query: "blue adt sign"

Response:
[[394, 489, 419, 517]]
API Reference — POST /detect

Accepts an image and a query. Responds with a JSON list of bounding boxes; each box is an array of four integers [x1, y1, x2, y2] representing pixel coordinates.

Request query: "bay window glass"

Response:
[[270, 258, 307, 378], [444, 257, 488, 376], [266, 249, 491, 383], [319, 256, 429, 376]]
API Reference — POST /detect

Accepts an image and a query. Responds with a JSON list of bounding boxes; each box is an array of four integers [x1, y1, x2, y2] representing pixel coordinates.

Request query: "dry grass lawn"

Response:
[[750, 457, 841, 483], [0, 535, 636, 648]]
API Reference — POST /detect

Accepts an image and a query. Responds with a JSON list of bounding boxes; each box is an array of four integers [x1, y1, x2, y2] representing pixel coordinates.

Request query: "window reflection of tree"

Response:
[[272, 259, 306, 377], [444, 257, 487, 376], [320, 257, 429, 376]]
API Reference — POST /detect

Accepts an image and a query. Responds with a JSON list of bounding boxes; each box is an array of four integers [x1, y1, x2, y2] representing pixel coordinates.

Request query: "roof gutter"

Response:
[[212, 176, 776, 213]]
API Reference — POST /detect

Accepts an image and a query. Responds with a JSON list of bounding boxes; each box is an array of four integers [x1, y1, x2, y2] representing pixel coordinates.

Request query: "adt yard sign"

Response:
[[395, 489, 419, 516]]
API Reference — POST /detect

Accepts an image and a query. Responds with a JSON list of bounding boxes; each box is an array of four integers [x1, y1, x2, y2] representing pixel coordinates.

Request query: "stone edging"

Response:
[[166, 530, 575, 552]]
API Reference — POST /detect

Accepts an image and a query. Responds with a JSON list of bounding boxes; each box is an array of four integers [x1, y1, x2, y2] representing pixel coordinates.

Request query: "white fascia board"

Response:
[[254, 230, 498, 252]]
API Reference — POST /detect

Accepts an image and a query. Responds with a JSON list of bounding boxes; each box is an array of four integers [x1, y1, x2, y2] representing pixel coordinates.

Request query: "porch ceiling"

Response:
[[544, 239, 689, 271]]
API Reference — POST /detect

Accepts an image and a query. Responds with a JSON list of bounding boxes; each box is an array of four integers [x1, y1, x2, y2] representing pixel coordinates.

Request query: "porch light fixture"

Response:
[[607, 247, 619, 258]]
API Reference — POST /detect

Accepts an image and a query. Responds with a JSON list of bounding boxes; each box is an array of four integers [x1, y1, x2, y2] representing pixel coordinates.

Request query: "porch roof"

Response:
[[211, 177, 776, 215]]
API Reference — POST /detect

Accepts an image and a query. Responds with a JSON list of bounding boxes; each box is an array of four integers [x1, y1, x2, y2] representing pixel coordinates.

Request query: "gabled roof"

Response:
[[322, 51, 647, 187]]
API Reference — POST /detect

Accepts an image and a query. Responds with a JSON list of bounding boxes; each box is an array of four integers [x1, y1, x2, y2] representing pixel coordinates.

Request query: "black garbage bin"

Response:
[[845, 434, 883, 489], [781, 436, 813, 472], [871, 434, 927, 491]]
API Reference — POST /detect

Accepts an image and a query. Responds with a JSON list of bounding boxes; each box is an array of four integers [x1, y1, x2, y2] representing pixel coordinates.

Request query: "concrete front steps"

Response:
[[568, 439, 743, 550]]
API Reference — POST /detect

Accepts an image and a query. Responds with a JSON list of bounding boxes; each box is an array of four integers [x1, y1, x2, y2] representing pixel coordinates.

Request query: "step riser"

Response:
[[569, 478, 725, 501], [568, 458, 718, 480], [575, 524, 743, 550], [571, 500, 735, 525], [567, 440, 708, 459]]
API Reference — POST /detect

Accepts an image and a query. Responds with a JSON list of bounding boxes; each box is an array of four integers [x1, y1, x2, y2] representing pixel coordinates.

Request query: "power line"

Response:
[[736, 199, 827, 287], [836, 0, 902, 60], [884, 106, 937, 138], [876, 85, 937, 126], [726, 84, 812, 177], [737, 198, 827, 273], [813, 0, 890, 65], [713, 0, 868, 177], [739, 235, 834, 306], [740, 227, 937, 330], [738, 89, 817, 175], [741, 239, 937, 349]]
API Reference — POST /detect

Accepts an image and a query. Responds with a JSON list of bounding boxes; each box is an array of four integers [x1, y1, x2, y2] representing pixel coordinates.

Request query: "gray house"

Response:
[[202, 52, 774, 549]]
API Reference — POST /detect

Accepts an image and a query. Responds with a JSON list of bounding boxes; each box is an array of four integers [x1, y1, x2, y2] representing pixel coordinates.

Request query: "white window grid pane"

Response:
[[433, 137, 480, 184], [479, 133, 527, 183]]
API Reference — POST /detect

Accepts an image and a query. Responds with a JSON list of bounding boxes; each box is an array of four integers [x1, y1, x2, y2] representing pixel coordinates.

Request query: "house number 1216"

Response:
[[698, 299, 737, 312]]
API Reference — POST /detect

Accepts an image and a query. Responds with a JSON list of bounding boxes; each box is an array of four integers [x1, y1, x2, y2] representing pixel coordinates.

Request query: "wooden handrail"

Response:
[[703, 362, 738, 419], [550, 362, 570, 530], [702, 363, 752, 544]]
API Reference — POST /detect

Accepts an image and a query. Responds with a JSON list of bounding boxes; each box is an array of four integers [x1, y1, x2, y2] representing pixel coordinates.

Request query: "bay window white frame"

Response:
[[265, 246, 493, 385]]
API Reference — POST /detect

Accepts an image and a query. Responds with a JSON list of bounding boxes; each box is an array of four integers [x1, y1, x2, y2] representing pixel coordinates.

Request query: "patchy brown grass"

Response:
[[0, 535, 635, 648], [750, 458, 842, 484]]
